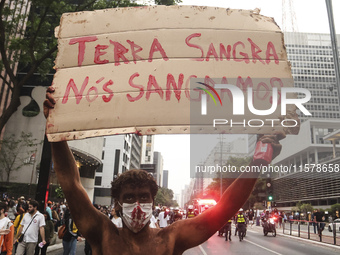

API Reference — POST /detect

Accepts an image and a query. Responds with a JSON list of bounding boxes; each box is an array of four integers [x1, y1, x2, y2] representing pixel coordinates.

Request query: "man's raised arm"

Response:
[[173, 133, 285, 252], [44, 87, 107, 241]]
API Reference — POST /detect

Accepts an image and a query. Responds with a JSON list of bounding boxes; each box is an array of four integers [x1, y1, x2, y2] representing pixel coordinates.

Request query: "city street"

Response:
[[47, 226, 340, 255]]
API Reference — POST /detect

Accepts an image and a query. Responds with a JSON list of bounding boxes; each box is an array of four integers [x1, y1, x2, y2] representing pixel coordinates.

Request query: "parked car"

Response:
[[328, 218, 340, 232]]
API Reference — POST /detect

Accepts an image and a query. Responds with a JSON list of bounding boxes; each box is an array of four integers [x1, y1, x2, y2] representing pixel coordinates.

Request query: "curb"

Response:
[[47, 243, 63, 252]]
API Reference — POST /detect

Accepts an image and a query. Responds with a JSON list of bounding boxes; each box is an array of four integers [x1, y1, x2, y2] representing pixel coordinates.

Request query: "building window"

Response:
[[102, 151, 105, 160], [95, 177, 102, 186]]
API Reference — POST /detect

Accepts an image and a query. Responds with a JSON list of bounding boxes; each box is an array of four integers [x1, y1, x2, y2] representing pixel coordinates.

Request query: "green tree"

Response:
[[0, 132, 40, 182], [0, 0, 179, 134], [155, 186, 178, 207], [154, 0, 182, 5], [330, 203, 340, 217], [55, 185, 65, 199]]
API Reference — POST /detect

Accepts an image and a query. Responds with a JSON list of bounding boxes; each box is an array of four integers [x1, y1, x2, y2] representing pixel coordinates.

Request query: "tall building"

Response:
[[272, 120, 340, 209], [269, 31, 340, 210], [130, 135, 142, 169], [94, 134, 141, 205], [284, 32, 340, 120], [153, 151, 164, 186], [141, 135, 154, 164], [162, 170, 169, 188]]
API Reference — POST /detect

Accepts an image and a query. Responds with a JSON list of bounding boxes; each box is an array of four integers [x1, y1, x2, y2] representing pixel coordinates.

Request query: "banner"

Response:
[[46, 5, 299, 141]]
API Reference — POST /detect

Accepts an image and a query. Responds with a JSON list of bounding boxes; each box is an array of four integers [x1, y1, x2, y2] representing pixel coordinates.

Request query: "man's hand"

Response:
[[257, 131, 286, 160], [43, 86, 56, 119]]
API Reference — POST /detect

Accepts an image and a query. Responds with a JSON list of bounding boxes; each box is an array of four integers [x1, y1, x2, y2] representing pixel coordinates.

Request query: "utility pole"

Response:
[[219, 135, 225, 199], [325, 0, 340, 107]]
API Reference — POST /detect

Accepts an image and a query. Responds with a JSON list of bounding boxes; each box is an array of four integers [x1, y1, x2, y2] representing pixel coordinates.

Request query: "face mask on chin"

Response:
[[118, 202, 153, 233]]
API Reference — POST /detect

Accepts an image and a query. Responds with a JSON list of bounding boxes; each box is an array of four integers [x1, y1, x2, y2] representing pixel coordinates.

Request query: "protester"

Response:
[[157, 206, 169, 228], [0, 202, 14, 255], [110, 208, 122, 228], [14, 200, 46, 255], [51, 204, 60, 232], [7, 200, 17, 222], [314, 209, 325, 237], [62, 209, 81, 255], [45, 201, 53, 221], [13, 206, 26, 254], [44, 86, 284, 254], [34, 211, 54, 255], [149, 213, 159, 229]]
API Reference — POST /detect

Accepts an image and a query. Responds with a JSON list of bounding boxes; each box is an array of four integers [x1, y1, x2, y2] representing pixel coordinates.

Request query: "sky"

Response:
[[153, 0, 340, 196]]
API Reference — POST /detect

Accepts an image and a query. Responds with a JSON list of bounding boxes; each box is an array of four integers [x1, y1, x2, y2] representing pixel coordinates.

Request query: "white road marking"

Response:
[[199, 245, 208, 255], [244, 239, 283, 255]]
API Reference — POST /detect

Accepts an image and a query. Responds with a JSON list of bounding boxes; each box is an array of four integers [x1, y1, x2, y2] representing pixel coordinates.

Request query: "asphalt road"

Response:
[[47, 226, 340, 255]]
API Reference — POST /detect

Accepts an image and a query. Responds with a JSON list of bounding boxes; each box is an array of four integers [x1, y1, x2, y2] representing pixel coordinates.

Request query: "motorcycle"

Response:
[[262, 216, 276, 237]]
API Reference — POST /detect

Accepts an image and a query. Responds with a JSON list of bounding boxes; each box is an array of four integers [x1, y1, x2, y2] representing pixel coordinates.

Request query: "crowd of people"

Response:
[[1, 195, 199, 255], [0, 196, 73, 255]]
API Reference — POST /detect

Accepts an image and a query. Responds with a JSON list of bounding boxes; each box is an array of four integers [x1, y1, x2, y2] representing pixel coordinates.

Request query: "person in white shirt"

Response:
[[15, 200, 46, 255], [110, 208, 122, 228], [157, 207, 169, 228], [149, 214, 159, 228]]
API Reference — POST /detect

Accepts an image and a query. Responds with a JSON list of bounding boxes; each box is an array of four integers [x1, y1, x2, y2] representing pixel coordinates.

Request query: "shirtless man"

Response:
[[44, 87, 285, 254]]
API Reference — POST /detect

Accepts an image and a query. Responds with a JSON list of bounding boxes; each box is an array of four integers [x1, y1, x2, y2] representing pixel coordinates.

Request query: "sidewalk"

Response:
[[46, 236, 86, 253], [250, 224, 340, 249], [46, 235, 63, 253]]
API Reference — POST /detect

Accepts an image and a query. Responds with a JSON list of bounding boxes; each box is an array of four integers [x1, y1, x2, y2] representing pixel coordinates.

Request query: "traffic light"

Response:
[[268, 195, 273, 201]]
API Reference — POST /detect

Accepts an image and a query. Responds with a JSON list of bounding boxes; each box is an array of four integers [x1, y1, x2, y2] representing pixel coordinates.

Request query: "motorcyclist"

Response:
[[236, 208, 246, 241], [261, 209, 270, 220]]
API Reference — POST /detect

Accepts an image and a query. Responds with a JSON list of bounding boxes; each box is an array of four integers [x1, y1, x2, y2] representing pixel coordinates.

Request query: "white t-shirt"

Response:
[[149, 215, 157, 228], [0, 217, 12, 230], [158, 212, 169, 228], [20, 211, 45, 243], [111, 217, 123, 228]]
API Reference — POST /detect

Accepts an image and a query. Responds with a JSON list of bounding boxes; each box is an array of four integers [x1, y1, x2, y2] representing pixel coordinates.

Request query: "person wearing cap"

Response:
[[46, 201, 53, 221]]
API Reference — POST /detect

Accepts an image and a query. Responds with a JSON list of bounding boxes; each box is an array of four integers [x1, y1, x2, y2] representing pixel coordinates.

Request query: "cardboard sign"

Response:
[[46, 5, 299, 142]]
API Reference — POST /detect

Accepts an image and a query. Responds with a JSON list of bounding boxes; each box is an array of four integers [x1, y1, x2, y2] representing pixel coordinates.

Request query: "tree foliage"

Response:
[[330, 203, 340, 216], [0, 132, 41, 182], [155, 186, 178, 207], [292, 201, 314, 214], [55, 185, 65, 199], [0, 0, 179, 134]]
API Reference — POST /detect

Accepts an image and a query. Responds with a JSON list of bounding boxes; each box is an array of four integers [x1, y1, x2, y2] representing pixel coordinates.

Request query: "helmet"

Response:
[[188, 205, 194, 210], [239, 208, 244, 212]]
